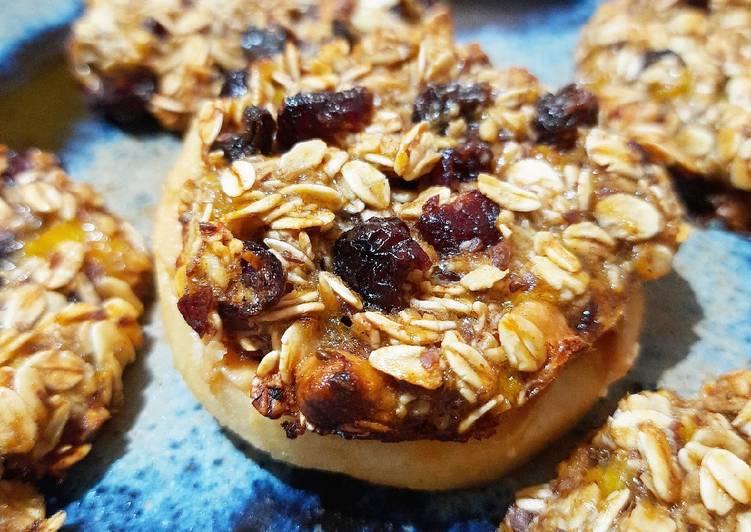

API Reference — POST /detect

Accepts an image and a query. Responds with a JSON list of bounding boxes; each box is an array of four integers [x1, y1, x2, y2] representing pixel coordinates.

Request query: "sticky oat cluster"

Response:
[[503, 371, 751, 531], [577, 0, 751, 231], [69, 0, 439, 130], [0, 147, 150, 528], [173, 14, 684, 442]]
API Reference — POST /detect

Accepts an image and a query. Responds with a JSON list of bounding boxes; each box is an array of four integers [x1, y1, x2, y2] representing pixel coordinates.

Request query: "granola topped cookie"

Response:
[[577, 0, 751, 232], [0, 147, 151, 522], [503, 370, 751, 531], [155, 14, 684, 488], [69, 0, 441, 130]]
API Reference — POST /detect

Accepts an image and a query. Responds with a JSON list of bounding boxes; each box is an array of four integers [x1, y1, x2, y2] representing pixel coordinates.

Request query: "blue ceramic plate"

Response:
[[1, 1, 749, 530]]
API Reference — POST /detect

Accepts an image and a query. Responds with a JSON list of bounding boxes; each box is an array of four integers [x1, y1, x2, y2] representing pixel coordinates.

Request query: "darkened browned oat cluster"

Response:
[[0, 147, 151, 529], [577, 0, 751, 232], [170, 8, 684, 442], [503, 371, 751, 531]]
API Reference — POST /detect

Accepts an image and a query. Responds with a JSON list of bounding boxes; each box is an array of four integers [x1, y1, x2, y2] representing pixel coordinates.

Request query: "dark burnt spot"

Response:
[[219, 70, 248, 98], [217, 241, 286, 324], [241, 25, 294, 62], [417, 191, 501, 256], [412, 83, 492, 132], [643, 49, 685, 70], [177, 286, 214, 336], [575, 300, 599, 334], [534, 83, 598, 149], [88, 66, 158, 124], [333, 217, 430, 311], [276, 87, 374, 148], [296, 351, 369, 431], [427, 141, 494, 187], [211, 105, 276, 161], [281, 420, 305, 439]]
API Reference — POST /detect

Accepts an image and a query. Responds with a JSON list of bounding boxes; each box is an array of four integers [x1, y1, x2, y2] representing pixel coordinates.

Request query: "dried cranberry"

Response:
[[276, 87, 374, 147], [490, 241, 511, 270], [333, 217, 430, 311], [505, 506, 535, 532], [220, 70, 248, 98], [417, 191, 500, 256], [90, 66, 158, 124], [534, 83, 598, 148], [177, 286, 214, 336], [427, 141, 494, 187], [412, 83, 492, 131], [643, 49, 684, 70], [241, 25, 293, 61], [210, 106, 276, 160], [242, 105, 276, 155], [217, 241, 286, 324]]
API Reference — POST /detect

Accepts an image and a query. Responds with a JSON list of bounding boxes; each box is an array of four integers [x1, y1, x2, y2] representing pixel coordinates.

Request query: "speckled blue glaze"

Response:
[[1, 1, 749, 530]]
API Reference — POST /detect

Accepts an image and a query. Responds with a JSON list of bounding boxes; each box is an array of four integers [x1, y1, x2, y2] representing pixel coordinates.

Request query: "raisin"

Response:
[[143, 17, 167, 38], [277, 87, 374, 147], [333, 217, 430, 311], [177, 286, 214, 336], [241, 25, 293, 61], [242, 105, 276, 155], [534, 83, 598, 148], [683, 0, 709, 8], [417, 191, 500, 256], [217, 241, 286, 324], [210, 106, 276, 161], [90, 66, 158, 124], [332, 19, 358, 47], [220, 70, 248, 98], [427, 141, 494, 187], [412, 83, 492, 131], [1, 150, 32, 183], [643, 49, 684, 70]]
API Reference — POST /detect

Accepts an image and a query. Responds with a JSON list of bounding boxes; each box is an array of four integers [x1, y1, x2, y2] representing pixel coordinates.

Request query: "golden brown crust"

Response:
[[157, 87, 646, 489], [0, 481, 64, 532], [502, 371, 751, 531]]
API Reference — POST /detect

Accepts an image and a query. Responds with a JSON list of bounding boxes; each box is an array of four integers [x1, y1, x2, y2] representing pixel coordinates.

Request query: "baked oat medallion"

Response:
[[69, 0, 440, 130], [502, 370, 751, 532], [155, 6, 686, 489], [0, 147, 151, 528], [577, 0, 751, 233]]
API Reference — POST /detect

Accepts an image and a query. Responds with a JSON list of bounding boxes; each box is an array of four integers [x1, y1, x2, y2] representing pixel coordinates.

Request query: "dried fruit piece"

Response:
[[643, 49, 684, 70], [88, 66, 157, 124], [211, 106, 276, 161], [427, 141, 494, 187], [333, 217, 430, 311], [417, 191, 501, 256], [177, 286, 214, 336], [241, 25, 293, 61], [277, 87, 374, 147], [217, 241, 286, 323], [220, 70, 248, 98], [412, 83, 492, 131], [534, 83, 598, 148]]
